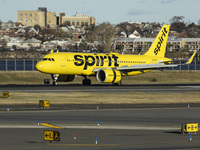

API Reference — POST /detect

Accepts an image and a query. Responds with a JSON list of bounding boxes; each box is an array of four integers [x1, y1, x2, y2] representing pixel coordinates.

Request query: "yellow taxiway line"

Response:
[[39, 123, 64, 129]]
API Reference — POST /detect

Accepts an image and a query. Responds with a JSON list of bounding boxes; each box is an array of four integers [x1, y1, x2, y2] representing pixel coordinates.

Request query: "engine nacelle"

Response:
[[96, 69, 121, 83], [51, 74, 75, 82]]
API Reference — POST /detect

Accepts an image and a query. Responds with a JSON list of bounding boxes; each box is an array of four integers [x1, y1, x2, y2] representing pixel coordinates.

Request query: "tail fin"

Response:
[[144, 25, 170, 57]]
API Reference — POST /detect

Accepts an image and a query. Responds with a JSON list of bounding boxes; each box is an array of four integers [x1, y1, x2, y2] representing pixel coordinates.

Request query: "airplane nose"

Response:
[[35, 61, 43, 71]]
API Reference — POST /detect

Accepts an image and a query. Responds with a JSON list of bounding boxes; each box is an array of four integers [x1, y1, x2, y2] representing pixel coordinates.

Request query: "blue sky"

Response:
[[0, 0, 200, 24]]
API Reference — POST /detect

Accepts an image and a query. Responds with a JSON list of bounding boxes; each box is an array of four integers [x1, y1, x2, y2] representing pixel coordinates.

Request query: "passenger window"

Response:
[[48, 58, 51, 61], [52, 58, 55, 61]]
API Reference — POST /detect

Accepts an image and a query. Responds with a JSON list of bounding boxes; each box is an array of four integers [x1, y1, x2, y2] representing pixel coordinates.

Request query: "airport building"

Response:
[[60, 14, 95, 27], [18, 7, 95, 28], [114, 38, 200, 52], [18, 7, 57, 28]]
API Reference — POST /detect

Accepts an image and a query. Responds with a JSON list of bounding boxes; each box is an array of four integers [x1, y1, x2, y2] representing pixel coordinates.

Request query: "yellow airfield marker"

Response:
[[39, 123, 64, 129]]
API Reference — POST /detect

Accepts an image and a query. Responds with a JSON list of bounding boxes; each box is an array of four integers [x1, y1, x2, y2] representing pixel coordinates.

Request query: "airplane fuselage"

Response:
[[36, 52, 171, 76]]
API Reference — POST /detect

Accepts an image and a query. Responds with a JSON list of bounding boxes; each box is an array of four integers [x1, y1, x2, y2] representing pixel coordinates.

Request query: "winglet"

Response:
[[186, 51, 197, 64], [50, 49, 54, 53]]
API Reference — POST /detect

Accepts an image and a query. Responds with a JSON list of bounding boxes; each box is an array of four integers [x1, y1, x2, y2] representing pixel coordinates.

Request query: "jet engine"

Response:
[[96, 69, 121, 83]]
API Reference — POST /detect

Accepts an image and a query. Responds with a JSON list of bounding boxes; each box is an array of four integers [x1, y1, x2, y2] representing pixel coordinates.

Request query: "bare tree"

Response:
[[198, 19, 200, 27], [55, 27, 68, 40], [0, 39, 7, 50], [169, 16, 186, 33], [169, 16, 185, 24], [0, 19, 2, 30], [116, 22, 140, 37], [79, 40, 88, 50], [94, 22, 116, 52], [85, 24, 96, 43]]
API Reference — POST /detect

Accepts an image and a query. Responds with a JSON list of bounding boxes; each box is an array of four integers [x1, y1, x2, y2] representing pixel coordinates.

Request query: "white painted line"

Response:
[[0, 124, 179, 131]]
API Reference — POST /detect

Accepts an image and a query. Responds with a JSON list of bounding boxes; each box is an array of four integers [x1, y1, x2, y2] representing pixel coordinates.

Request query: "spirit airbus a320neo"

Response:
[[36, 25, 196, 85]]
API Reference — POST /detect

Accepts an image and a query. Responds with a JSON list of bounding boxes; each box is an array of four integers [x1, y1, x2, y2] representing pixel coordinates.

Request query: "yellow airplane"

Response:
[[36, 25, 196, 85]]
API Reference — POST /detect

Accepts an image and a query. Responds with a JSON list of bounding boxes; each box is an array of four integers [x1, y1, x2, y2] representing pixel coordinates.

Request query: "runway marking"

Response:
[[128, 91, 145, 94], [49, 144, 120, 147], [0, 88, 192, 93], [0, 124, 179, 131], [60, 125, 179, 131], [39, 123, 64, 129]]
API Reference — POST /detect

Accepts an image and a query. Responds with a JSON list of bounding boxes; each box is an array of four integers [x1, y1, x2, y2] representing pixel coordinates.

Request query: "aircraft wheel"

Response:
[[82, 79, 91, 85], [52, 81, 57, 86], [113, 80, 122, 86]]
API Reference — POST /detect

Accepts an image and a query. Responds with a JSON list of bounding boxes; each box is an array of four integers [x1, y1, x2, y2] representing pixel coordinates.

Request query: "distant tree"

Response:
[[116, 22, 140, 37], [169, 16, 185, 24], [0, 20, 2, 30], [169, 16, 186, 33], [0, 39, 7, 50], [188, 22, 195, 28], [34, 24, 41, 31], [116, 44, 124, 52], [37, 28, 56, 42], [55, 27, 67, 39], [79, 40, 88, 50], [94, 22, 117, 52], [85, 24, 96, 43], [7, 20, 13, 23], [59, 21, 71, 27], [198, 20, 200, 27], [47, 24, 51, 28], [171, 22, 186, 33], [63, 21, 71, 26]]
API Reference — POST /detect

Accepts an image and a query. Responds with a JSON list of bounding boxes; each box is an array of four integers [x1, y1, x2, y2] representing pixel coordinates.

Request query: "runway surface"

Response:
[[0, 84, 200, 149], [0, 83, 200, 93], [1, 108, 200, 150]]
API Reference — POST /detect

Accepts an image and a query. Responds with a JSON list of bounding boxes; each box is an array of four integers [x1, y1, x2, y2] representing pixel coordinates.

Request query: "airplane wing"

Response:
[[93, 63, 177, 73], [93, 51, 197, 73], [115, 63, 177, 72], [161, 51, 197, 65]]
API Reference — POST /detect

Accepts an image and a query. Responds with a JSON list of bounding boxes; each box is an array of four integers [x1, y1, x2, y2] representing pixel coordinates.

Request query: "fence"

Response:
[[0, 58, 199, 71], [0, 59, 39, 71]]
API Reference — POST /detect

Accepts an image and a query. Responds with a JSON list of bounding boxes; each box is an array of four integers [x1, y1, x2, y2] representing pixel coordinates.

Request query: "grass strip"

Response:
[[1, 91, 200, 105]]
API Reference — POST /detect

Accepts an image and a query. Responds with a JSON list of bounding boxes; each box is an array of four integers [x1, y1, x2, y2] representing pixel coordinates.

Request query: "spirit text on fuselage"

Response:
[[74, 54, 119, 70]]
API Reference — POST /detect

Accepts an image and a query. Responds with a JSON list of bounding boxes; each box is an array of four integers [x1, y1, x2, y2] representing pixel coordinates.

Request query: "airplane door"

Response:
[[60, 56, 66, 67]]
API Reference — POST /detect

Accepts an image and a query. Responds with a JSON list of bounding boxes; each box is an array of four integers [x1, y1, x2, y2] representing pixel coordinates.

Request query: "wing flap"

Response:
[[116, 64, 178, 71]]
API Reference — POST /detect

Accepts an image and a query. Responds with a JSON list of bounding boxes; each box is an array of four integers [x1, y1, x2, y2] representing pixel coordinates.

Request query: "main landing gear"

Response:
[[82, 76, 91, 85], [112, 80, 122, 86]]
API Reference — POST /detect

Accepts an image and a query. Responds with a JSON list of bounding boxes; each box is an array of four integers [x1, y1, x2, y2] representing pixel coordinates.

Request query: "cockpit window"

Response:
[[42, 58, 55, 61], [43, 58, 48, 61]]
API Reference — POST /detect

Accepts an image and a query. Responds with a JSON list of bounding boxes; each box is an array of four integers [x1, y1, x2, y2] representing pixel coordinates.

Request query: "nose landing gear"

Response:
[[52, 74, 58, 85]]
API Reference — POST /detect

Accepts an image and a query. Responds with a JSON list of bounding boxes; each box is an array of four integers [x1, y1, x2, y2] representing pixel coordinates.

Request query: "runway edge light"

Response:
[[190, 133, 192, 142], [7, 106, 9, 111], [74, 133, 76, 140], [95, 136, 98, 144]]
